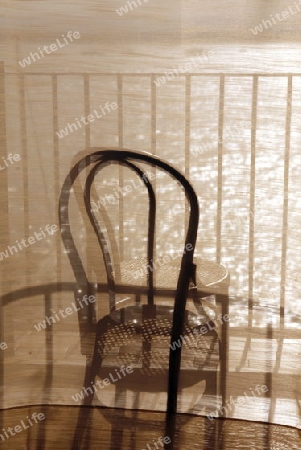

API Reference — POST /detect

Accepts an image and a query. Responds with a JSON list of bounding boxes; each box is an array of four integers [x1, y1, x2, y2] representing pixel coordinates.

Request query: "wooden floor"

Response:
[[1, 292, 301, 427], [0, 405, 300, 450]]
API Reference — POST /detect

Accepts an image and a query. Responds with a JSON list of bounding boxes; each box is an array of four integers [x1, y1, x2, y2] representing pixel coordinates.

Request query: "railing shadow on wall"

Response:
[[3, 69, 301, 329]]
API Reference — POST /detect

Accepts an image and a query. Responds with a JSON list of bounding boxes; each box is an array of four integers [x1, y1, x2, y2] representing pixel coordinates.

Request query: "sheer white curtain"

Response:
[[0, 0, 300, 431]]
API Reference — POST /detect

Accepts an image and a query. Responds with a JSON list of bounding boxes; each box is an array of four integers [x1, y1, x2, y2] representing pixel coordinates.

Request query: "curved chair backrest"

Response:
[[59, 148, 199, 413], [84, 157, 157, 310]]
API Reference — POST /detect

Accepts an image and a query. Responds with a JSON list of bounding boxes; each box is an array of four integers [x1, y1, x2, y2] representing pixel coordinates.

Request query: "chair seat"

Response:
[[115, 256, 228, 291], [95, 308, 220, 390]]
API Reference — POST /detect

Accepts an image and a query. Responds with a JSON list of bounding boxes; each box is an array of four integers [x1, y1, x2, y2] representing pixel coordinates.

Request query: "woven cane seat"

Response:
[[96, 305, 220, 389], [116, 257, 228, 292]]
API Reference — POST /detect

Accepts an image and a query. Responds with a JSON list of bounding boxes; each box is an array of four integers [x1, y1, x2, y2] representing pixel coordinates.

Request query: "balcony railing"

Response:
[[1, 69, 301, 336]]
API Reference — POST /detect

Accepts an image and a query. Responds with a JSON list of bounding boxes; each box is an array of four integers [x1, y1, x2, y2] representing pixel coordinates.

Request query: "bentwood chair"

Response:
[[59, 149, 229, 449]]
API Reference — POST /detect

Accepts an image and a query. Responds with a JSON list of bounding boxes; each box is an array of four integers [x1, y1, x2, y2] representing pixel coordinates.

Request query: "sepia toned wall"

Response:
[[0, 0, 300, 432]]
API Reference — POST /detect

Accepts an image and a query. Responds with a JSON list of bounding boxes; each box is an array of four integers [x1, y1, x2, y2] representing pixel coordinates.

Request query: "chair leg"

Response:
[[165, 412, 177, 449], [216, 293, 229, 412], [108, 384, 128, 449], [72, 318, 109, 449], [71, 356, 96, 450]]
